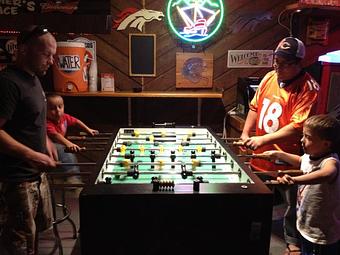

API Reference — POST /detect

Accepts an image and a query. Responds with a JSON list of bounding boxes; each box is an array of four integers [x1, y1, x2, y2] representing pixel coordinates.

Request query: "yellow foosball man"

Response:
[[120, 145, 127, 155], [155, 160, 164, 170], [139, 145, 145, 155], [149, 135, 154, 142], [191, 159, 201, 170], [120, 159, 130, 169], [159, 145, 164, 154]]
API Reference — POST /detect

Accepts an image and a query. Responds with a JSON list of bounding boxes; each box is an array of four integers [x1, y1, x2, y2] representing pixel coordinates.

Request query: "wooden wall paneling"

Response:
[[96, 58, 136, 91], [111, 0, 142, 13], [96, 39, 128, 74], [96, 0, 302, 94], [211, 0, 290, 60], [213, 1, 295, 86], [144, 68, 176, 91]]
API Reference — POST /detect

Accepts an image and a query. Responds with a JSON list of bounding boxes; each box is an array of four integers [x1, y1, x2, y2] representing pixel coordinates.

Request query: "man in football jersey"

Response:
[[240, 37, 319, 255]]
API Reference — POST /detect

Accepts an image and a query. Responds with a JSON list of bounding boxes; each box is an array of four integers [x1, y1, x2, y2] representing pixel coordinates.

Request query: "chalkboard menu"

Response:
[[129, 34, 156, 77]]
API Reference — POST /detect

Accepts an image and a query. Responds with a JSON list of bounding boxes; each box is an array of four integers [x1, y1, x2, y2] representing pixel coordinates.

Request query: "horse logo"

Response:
[[113, 8, 164, 32]]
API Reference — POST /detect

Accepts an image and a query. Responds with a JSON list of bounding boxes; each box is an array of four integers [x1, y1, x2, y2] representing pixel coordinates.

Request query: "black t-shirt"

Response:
[[0, 66, 47, 182]]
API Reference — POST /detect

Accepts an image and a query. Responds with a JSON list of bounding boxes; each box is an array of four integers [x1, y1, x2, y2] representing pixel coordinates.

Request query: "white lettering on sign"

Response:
[[0, 0, 36, 15], [56, 55, 81, 72]]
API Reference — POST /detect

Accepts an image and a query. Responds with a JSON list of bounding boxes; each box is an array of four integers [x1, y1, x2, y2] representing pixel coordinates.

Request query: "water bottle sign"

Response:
[[56, 54, 81, 72]]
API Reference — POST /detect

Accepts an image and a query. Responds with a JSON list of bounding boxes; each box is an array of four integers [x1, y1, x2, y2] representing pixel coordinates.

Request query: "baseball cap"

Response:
[[274, 37, 305, 60]]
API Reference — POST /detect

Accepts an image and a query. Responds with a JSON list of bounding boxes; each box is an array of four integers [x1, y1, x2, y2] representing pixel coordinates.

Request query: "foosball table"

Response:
[[79, 127, 273, 255]]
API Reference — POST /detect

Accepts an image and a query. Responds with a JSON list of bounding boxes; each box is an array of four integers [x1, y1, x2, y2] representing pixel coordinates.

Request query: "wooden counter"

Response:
[[57, 91, 222, 98]]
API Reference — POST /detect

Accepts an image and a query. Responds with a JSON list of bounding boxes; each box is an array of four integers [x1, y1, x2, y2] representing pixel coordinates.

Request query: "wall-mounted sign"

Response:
[[227, 50, 273, 68], [40, 0, 79, 14], [176, 52, 213, 88], [0, 1, 37, 15], [0, 37, 16, 63], [167, 0, 224, 43], [299, 0, 340, 7], [69, 37, 97, 61], [113, 8, 164, 32]]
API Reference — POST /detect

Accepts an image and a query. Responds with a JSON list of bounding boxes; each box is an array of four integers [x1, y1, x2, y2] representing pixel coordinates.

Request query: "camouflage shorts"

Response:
[[0, 172, 53, 255]]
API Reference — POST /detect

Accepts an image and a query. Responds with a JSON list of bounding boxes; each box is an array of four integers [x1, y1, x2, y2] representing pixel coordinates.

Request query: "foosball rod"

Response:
[[119, 131, 208, 137], [109, 154, 223, 159], [64, 147, 105, 153], [237, 154, 271, 160], [220, 137, 241, 141], [106, 161, 234, 167], [117, 137, 210, 141], [78, 142, 108, 145], [67, 136, 110, 141], [79, 132, 112, 136], [254, 170, 303, 178], [56, 162, 97, 166], [101, 170, 239, 175], [115, 142, 216, 146], [111, 147, 218, 152]]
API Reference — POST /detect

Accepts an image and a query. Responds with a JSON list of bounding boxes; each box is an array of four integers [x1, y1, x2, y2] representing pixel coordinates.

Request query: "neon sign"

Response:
[[167, 0, 224, 43]]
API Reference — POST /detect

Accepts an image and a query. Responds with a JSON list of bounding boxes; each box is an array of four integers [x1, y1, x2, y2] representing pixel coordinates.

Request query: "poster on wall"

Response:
[[227, 50, 273, 68], [68, 37, 97, 61], [0, 37, 16, 70], [0, 1, 37, 15], [176, 52, 213, 88]]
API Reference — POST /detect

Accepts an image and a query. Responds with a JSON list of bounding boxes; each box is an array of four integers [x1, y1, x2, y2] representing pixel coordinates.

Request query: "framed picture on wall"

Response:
[[176, 52, 213, 88]]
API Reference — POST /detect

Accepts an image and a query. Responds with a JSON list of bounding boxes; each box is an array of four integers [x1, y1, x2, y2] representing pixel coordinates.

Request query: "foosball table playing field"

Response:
[[79, 127, 273, 255]]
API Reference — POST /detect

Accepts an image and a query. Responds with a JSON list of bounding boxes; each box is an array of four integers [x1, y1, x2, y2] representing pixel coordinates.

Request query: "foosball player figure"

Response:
[[193, 176, 208, 192], [182, 135, 190, 142], [151, 176, 160, 191], [150, 150, 156, 169], [191, 150, 197, 159], [159, 145, 164, 154], [122, 141, 132, 146], [132, 130, 140, 137], [139, 145, 145, 155], [211, 151, 216, 169], [130, 150, 135, 162], [146, 135, 154, 142], [170, 150, 176, 169], [105, 177, 112, 184], [192, 159, 201, 170], [120, 159, 130, 169], [181, 141, 189, 146]]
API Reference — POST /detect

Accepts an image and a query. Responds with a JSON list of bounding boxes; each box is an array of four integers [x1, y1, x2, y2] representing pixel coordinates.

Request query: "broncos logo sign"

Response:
[[113, 8, 164, 32]]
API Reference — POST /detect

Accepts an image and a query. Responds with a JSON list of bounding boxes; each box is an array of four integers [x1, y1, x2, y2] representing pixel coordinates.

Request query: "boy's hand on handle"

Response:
[[259, 150, 280, 161], [65, 142, 83, 153], [88, 128, 99, 136], [276, 174, 295, 185]]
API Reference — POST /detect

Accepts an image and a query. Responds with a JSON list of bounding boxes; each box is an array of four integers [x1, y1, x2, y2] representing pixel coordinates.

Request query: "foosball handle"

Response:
[[152, 122, 176, 128]]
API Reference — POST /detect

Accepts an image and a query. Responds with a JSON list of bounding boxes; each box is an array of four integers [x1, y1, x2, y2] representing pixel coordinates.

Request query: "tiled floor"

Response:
[[36, 190, 287, 255]]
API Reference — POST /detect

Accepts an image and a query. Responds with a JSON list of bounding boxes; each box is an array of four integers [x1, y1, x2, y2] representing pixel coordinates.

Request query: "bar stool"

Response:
[[47, 172, 91, 255]]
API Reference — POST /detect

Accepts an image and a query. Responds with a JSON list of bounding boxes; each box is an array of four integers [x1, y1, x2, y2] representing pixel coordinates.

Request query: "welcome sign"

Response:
[[227, 50, 273, 68]]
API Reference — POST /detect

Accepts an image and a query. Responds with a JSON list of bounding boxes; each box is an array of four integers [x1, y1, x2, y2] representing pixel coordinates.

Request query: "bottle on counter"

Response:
[[88, 60, 98, 92]]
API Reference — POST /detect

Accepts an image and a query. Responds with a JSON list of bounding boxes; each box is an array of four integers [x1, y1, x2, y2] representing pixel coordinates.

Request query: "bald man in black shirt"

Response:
[[0, 25, 57, 255]]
